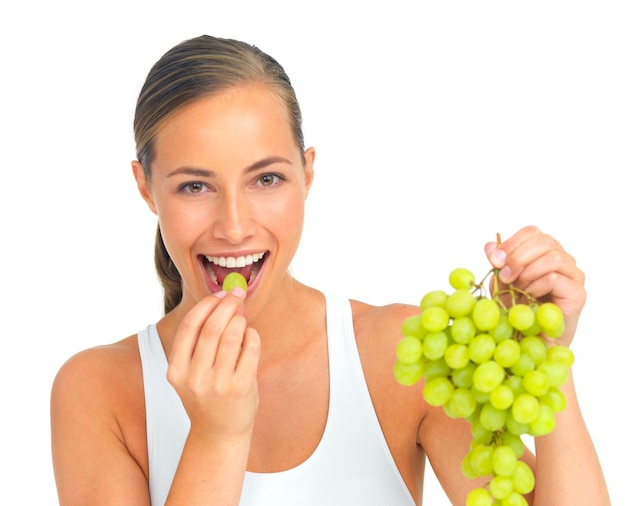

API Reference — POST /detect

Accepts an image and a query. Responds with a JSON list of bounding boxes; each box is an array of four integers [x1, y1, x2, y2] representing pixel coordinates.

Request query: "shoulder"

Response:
[[350, 299, 420, 344], [51, 334, 145, 442]]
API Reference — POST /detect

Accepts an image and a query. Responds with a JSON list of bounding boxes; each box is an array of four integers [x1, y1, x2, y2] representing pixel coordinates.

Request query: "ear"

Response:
[[132, 160, 158, 215], [303, 146, 315, 199]]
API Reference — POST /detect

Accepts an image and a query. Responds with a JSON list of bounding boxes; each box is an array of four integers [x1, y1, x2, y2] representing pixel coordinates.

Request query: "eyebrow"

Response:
[[166, 156, 292, 178]]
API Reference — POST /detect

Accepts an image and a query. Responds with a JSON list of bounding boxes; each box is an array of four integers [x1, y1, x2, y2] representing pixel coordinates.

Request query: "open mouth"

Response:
[[203, 251, 267, 289]]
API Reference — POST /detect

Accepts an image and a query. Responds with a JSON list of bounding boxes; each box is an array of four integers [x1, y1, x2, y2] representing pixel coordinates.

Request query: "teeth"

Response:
[[206, 251, 265, 268]]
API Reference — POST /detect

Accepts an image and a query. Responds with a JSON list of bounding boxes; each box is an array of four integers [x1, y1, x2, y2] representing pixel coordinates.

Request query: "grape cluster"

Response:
[[394, 267, 574, 506]]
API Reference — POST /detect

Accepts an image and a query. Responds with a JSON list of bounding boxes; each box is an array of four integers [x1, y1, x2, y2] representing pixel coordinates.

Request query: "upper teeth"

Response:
[[206, 252, 265, 268]]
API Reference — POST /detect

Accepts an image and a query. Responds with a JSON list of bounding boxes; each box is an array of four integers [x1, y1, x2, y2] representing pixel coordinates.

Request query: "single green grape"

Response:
[[492, 445, 518, 477], [444, 289, 476, 317], [222, 271, 248, 292], [490, 475, 514, 500], [449, 267, 475, 290], [396, 336, 423, 364], [535, 302, 564, 332], [472, 298, 501, 331], [508, 303, 536, 331], [466, 487, 493, 506]]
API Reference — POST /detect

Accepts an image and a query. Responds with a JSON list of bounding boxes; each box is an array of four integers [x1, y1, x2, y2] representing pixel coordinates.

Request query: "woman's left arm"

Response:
[[486, 225, 610, 505]]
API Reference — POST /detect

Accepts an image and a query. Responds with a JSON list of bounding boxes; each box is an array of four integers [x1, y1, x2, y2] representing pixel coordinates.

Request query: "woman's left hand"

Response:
[[484, 225, 586, 347]]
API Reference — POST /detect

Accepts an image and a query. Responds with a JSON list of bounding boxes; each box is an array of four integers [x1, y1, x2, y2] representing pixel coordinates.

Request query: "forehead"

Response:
[[153, 85, 297, 169]]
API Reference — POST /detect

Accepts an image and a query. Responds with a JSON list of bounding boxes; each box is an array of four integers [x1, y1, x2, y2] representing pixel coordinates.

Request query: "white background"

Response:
[[1, 1, 624, 504]]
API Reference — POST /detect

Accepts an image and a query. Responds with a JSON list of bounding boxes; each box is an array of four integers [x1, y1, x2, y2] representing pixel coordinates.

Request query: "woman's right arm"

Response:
[[51, 289, 260, 505], [164, 288, 260, 504], [51, 347, 152, 505]]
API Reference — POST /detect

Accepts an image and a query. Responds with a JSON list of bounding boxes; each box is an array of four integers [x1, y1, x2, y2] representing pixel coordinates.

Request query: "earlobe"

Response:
[[131, 160, 158, 215], [303, 147, 316, 198]]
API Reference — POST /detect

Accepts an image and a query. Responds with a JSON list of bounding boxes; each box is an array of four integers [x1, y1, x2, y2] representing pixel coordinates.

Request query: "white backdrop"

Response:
[[1, 1, 624, 504]]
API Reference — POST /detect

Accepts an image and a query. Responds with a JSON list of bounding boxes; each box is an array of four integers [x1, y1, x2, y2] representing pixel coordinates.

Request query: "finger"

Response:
[[189, 289, 246, 366], [168, 292, 226, 378], [211, 315, 248, 377]]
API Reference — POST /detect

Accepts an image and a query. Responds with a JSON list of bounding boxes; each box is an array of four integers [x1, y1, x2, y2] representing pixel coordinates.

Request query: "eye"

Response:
[[181, 182, 206, 193], [257, 173, 282, 187]]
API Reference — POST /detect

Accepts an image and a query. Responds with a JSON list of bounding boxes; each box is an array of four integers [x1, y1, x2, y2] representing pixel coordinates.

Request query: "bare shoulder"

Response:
[[52, 335, 143, 407], [350, 299, 420, 344], [51, 334, 150, 503]]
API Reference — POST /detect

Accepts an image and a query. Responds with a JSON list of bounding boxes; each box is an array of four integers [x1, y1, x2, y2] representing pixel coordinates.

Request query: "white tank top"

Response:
[[138, 293, 415, 505]]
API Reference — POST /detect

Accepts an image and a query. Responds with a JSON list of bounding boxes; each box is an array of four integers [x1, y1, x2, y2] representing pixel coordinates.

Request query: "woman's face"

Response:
[[133, 85, 315, 319]]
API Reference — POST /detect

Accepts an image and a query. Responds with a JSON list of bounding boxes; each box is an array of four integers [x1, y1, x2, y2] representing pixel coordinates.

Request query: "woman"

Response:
[[50, 35, 609, 505]]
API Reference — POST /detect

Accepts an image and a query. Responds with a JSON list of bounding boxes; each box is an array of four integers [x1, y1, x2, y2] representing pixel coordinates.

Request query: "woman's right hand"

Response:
[[166, 288, 261, 442]]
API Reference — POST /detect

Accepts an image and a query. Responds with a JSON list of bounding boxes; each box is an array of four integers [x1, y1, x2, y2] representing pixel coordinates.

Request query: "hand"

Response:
[[484, 225, 585, 347], [166, 288, 261, 441]]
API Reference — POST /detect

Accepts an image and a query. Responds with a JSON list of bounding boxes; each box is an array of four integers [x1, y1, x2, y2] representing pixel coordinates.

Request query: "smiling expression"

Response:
[[133, 84, 315, 320]]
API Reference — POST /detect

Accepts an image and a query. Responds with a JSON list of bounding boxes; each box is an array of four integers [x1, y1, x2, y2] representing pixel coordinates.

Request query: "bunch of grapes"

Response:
[[394, 266, 574, 506]]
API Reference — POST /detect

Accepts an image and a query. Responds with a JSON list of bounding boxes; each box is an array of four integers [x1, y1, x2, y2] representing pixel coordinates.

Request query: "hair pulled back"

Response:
[[133, 35, 305, 313]]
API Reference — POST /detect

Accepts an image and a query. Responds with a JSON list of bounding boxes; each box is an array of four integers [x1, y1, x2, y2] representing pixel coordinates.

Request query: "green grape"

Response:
[[490, 312, 514, 342], [462, 452, 479, 479], [512, 393, 540, 424], [451, 362, 476, 388], [420, 306, 450, 333], [512, 460, 535, 495], [506, 410, 530, 436], [473, 298, 501, 331], [423, 376, 454, 406], [492, 444, 518, 476], [401, 314, 427, 340], [420, 290, 448, 310], [543, 320, 565, 338], [479, 402, 507, 431], [535, 302, 564, 333], [546, 345, 575, 367], [468, 333, 496, 364], [444, 343, 470, 369], [494, 339, 521, 368], [540, 387, 567, 412], [396, 336, 423, 364], [521, 370, 550, 397], [469, 444, 494, 476], [500, 431, 525, 458], [222, 271, 248, 292], [502, 491, 529, 506], [471, 417, 493, 444], [529, 404, 556, 436], [446, 387, 477, 418], [422, 331, 449, 360], [449, 267, 475, 289], [538, 360, 569, 388], [422, 358, 451, 380], [490, 475, 514, 500], [450, 316, 477, 344], [508, 303, 536, 331], [466, 487, 493, 506], [519, 336, 548, 365], [444, 289, 476, 317], [393, 361, 423, 385], [509, 353, 536, 377], [490, 384, 514, 410], [473, 360, 505, 393]]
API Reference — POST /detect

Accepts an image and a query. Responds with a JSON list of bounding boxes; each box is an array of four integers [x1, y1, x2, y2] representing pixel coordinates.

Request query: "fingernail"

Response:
[[499, 266, 512, 283], [214, 290, 227, 299], [230, 287, 246, 298], [490, 248, 507, 268]]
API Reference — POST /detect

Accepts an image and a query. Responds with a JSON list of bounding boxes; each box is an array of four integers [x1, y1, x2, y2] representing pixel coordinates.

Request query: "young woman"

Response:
[[50, 35, 609, 505]]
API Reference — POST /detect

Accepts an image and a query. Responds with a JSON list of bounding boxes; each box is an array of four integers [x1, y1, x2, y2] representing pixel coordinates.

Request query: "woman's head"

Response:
[[132, 35, 312, 314], [134, 35, 305, 179]]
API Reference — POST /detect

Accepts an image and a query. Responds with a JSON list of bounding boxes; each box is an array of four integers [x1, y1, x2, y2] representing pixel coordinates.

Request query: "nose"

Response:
[[212, 190, 252, 244]]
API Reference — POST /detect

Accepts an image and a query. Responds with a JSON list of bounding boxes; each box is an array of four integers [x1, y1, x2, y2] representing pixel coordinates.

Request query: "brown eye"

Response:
[[186, 182, 204, 193], [259, 174, 276, 186]]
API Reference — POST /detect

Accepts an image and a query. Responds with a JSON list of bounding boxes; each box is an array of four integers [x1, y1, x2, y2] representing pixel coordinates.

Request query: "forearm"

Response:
[[532, 371, 610, 505], [165, 431, 252, 505]]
